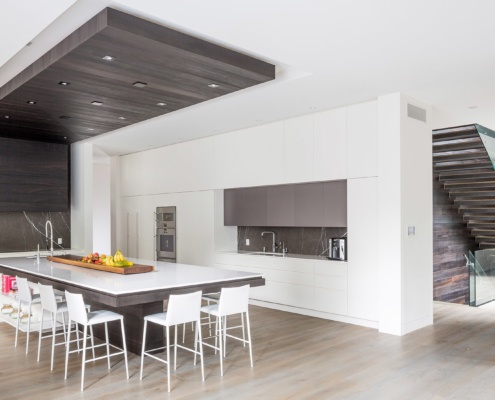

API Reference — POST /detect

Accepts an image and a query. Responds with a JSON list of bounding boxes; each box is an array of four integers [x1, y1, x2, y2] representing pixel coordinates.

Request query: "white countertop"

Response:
[[0, 257, 264, 296]]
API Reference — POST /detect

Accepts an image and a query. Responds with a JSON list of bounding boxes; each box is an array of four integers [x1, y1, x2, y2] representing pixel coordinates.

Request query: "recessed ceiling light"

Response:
[[63, 136, 68, 139], [102, 55, 116, 61], [59, 116, 71, 119], [4, 115, 10, 119], [468, 105, 478, 109], [132, 81, 148, 88], [58, 81, 70, 86], [91, 101, 103, 106], [208, 83, 220, 88], [118, 116, 126, 120], [26, 100, 37, 105], [87, 128, 95, 131], [156, 102, 167, 106]]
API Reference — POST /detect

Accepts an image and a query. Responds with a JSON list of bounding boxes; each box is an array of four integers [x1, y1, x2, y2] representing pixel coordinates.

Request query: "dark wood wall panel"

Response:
[[433, 175, 476, 304], [0, 137, 69, 211]]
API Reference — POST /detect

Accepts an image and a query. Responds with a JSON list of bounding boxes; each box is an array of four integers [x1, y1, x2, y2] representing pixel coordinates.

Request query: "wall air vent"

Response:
[[407, 103, 427, 123]]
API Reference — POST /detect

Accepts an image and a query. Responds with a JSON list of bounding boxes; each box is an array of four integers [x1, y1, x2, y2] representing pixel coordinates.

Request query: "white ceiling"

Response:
[[2, 0, 495, 155]]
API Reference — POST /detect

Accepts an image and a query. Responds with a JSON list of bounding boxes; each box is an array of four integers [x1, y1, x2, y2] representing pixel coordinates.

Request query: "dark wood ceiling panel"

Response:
[[0, 8, 275, 144]]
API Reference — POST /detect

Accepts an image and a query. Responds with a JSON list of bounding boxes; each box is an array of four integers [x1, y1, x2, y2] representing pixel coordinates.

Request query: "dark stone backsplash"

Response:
[[0, 211, 71, 253], [238, 226, 347, 257]]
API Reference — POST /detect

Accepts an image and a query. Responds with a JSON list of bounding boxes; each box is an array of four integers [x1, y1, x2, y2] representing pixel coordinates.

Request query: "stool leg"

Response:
[[81, 325, 88, 392], [37, 308, 44, 362], [241, 312, 246, 347], [65, 319, 72, 379], [140, 320, 148, 380], [51, 312, 57, 370], [246, 310, 253, 368], [26, 302, 32, 354], [105, 322, 111, 369], [223, 316, 227, 356], [166, 325, 171, 392], [174, 324, 178, 370], [15, 299, 21, 348], [218, 316, 224, 377], [120, 318, 129, 379], [197, 319, 205, 381], [90, 326, 95, 360], [61, 311, 67, 344]]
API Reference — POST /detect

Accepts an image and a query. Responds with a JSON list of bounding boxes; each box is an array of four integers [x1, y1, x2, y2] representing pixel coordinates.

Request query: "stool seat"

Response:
[[86, 310, 122, 325]]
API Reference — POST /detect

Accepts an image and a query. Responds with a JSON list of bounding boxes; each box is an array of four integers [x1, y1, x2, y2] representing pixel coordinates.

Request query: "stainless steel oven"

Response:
[[155, 207, 176, 262]]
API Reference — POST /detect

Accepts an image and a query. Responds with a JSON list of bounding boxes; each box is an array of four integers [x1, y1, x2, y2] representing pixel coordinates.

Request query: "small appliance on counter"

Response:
[[330, 238, 346, 261]]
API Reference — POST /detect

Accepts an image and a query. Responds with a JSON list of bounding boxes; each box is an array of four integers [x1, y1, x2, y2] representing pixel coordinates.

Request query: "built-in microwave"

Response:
[[155, 207, 176, 262], [156, 206, 176, 229]]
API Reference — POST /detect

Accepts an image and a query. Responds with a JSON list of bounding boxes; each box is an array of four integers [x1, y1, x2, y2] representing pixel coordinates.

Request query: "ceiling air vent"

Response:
[[407, 103, 427, 123]]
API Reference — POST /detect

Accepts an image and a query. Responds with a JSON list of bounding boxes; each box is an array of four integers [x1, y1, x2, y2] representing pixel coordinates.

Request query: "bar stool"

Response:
[[181, 292, 219, 342], [64, 290, 129, 392], [15, 276, 42, 354], [200, 285, 253, 376], [140, 290, 204, 392], [37, 283, 91, 370]]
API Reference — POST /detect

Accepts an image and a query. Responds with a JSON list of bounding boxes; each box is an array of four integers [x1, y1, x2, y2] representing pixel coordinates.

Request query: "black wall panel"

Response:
[[0, 138, 69, 211]]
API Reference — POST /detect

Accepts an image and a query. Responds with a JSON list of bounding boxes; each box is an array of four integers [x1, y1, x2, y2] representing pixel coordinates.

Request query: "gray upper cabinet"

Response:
[[244, 187, 268, 226], [294, 183, 324, 227], [224, 189, 245, 226], [224, 180, 347, 227], [323, 181, 347, 227], [267, 185, 295, 226]]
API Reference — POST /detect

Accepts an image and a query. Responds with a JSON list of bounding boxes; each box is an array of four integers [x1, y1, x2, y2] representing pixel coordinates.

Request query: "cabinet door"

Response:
[[294, 183, 324, 227], [244, 187, 267, 226], [267, 185, 295, 226], [224, 189, 245, 226], [323, 180, 347, 227]]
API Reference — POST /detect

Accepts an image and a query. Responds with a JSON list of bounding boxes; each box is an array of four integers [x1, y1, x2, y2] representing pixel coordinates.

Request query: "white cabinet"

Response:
[[347, 177, 379, 321], [347, 101, 378, 178], [314, 107, 347, 180], [284, 115, 314, 183], [214, 253, 348, 317]]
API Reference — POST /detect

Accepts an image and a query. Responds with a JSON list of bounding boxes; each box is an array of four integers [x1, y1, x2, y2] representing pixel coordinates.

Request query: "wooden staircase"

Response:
[[433, 124, 495, 249]]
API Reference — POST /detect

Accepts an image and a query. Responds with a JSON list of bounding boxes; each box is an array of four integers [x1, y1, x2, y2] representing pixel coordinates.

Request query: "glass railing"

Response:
[[469, 249, 495, 306], [475, 124, 495, 169]]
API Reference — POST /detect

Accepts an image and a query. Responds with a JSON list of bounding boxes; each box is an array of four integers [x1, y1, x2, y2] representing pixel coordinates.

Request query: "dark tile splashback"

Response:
[[0, 211, 71, 253], [238, 226, 347, 257]]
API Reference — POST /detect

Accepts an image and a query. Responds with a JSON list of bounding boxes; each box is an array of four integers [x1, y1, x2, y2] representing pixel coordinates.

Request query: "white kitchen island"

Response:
[[0, 257, 265, 354]]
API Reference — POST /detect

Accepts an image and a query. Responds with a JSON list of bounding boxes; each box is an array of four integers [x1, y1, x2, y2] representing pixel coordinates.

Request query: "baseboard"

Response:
[[249, 299, 379, 330], [401, 313, 433, 335]]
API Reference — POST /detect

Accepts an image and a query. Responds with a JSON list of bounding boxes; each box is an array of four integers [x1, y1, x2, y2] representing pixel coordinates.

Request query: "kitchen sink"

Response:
[[248, 252, 285, 257]]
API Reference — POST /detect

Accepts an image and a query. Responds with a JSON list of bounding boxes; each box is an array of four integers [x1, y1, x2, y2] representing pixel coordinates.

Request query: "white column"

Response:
[[70, 142, 94, 253], [378, 93, 433, 335]]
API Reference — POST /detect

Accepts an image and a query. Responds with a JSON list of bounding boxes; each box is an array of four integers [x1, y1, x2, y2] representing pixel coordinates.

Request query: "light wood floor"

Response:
[[2, 302, 495, 399]]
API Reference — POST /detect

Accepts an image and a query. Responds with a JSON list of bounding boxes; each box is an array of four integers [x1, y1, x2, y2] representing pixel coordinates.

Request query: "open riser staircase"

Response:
[[433, 124, 495, 250]]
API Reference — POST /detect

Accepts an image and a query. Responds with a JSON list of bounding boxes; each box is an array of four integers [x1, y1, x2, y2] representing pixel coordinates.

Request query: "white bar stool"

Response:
[[64, 290, 129, 392], [140, 290, 204, 392], [37, 283, 91, 370], [15, 276, 42, 354], [201, 285, 253, 376], [182, 292, 220, 342]]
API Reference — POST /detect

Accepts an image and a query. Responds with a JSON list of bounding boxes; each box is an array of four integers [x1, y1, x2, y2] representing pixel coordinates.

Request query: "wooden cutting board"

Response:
[[47, 255, 154, 275]]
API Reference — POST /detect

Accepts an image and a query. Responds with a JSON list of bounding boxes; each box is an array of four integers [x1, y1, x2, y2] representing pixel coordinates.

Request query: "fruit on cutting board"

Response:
[[81, 250, 133, 267]]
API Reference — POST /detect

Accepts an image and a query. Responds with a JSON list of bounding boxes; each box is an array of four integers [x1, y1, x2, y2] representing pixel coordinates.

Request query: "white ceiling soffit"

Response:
[[3, 0, 495, 155]]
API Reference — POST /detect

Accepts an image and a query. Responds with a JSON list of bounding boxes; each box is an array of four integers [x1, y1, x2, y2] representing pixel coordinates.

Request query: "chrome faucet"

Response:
[[45, 220, 53, 256], [261, 231, 276, 253]]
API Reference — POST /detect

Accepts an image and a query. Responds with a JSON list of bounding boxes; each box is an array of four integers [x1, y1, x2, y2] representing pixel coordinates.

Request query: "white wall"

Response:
[[70, 142, 93, 253], [378, 93, 433, 335], [92, 160, 111, 254]]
